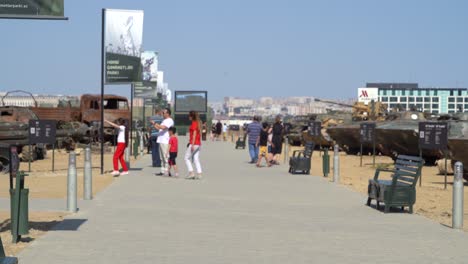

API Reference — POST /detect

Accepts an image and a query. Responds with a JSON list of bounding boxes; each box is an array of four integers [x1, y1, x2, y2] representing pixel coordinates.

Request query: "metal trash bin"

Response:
[[9, 188, 29, 236]]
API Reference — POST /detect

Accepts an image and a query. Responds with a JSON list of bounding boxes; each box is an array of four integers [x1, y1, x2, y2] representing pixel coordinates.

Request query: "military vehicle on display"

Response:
[[0, 91, 132, 172], [445, 113, 468, 179], [325, 100, 387, 154]]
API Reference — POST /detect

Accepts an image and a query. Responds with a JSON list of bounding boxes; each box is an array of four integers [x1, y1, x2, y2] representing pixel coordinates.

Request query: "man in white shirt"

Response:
[[151, 108, 174, 176]]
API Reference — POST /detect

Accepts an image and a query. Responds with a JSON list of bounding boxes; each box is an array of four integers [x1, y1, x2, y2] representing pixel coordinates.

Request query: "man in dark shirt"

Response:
[[149, 109, 163, 167], [246, 116, 262, 163]]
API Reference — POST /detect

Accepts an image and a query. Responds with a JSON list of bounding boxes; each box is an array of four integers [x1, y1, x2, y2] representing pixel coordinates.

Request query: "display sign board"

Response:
[[29, 120, 56, 144], [140, 51, 158, 82], [134, 81, 157, 98], [0, 0, 65, 18], [174, 113, 207, 126], [308, 121, 321, 136], [104, 9, 144, 83], [174, 91, 208, 113], [418, 122, 448, 150], [360, 122, 376, 143]]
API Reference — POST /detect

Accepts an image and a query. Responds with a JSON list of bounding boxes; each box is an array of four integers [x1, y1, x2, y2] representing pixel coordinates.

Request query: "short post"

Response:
[[333, 144, 340, 183], [83, 147, 92, 200], [322, 148, 330, 177], [67, 152, 77, 212], [139, 131, 144, 156], [452, 161, 464, 229], [124, 146, 130, 169]]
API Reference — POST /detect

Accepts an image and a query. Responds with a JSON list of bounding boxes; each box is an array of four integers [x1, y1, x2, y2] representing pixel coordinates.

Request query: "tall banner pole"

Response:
[[100, 9, 105, 175], [130, 83, 134, 156]]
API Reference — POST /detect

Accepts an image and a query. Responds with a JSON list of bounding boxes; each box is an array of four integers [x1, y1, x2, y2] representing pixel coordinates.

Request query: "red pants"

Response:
[[113, 143, 128, 172]]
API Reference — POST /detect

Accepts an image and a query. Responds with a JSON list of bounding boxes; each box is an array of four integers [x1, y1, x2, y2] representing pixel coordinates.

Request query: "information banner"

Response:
[[141, 51, 158, 82], [360, 122, 375, 143], [134, 81, 157, 98], [418, 122, 448, 150], [104, 9, 144, 83], [308, 121, 321, 137], [174, 91, 208, 113], [0, 0, 64, 18], [29, 120, 56, 144]]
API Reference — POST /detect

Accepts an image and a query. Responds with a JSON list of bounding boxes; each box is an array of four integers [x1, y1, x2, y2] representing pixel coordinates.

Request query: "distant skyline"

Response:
[[1, 0, 467, 101]]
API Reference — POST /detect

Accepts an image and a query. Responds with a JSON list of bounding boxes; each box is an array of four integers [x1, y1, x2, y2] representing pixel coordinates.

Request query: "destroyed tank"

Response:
[[375, 111, 443, 165], [324, 101, 387, 153]]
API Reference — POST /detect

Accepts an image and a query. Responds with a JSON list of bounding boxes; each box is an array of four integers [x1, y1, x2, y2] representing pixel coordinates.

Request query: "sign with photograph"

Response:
[[174, 91, 208, 113], [0, 0, 64, 18], [308, 121, 321, 137], [29, 120, 56, 144], [104, 9, 144, 83], [140, 51, 158, 82], [418, 122, 448, 150], [360, 122, 375, 143]]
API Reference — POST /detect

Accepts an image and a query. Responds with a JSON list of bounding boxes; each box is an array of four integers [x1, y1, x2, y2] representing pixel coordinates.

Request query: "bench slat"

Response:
[[396, 159, 422, 167], [395, 164, 419, 173], [397, 155, 423, 162], [397, 176, 417, 183]]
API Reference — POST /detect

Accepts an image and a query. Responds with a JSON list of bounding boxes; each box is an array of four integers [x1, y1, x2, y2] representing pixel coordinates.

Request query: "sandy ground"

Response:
[[0, 211, 68, 256], [283, 146, 468, 231], [0, 148, 132, 199]]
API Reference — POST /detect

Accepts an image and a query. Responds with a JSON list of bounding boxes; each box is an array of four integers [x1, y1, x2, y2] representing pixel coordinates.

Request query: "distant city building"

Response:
[[0, 92, 79, 107], [360, 83, 468, 114]]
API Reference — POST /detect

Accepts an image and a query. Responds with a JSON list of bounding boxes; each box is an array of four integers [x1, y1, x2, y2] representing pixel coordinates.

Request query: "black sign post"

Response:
[[418, 122, 448, 188], [28, 120, 57, 172], [308, 121, 321, 156], [360, 122, 376, 167]]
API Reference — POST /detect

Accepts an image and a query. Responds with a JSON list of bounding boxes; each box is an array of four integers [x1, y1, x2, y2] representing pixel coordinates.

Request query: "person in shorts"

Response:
[[168, 127, 179, 177], [256, 122, 272, 167]]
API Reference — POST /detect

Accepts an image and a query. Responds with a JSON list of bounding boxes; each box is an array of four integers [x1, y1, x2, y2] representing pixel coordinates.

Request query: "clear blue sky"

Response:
[[1, 0, 467, 101]]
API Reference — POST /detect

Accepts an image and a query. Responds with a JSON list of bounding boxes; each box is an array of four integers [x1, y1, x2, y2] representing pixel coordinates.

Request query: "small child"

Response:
[[168, 127, 179, 177], [256, 122, 272, 167]]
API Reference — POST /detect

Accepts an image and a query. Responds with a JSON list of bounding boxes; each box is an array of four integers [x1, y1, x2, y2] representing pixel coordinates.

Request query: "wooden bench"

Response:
[[288, 141, 315, 174], [235, 133, 247, 149], [367, 155, 424, 213]]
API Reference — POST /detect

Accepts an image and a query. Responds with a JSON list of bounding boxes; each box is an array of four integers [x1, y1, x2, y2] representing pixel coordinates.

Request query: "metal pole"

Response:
[[333, 144, 340, 183], [419, 148, 422, 187], [139, 130, 144, 156], [67, 151, 77, 212], [100, 9, 105, 175], [373, 137, 376, 167], [360, 143, 363, 167], [283, 136, 288, 164], [125, 146, 130, 170], [452, 161, 464, 229], [444, 150, 448, 190], [130, 84, 134, 156], [84, 147, 92, 200], [28, 144, 31, 172], [52, 144, 55, 172]]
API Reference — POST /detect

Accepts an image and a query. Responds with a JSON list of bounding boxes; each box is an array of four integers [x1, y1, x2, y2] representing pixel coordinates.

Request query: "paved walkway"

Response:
[[17, 137, 468, 263]]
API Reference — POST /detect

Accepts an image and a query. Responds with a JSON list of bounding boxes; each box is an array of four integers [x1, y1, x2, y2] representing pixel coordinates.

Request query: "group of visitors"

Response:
[[247, 115, 284, 167], [210, 120, 228, 141], [110, 108, 203, 180]]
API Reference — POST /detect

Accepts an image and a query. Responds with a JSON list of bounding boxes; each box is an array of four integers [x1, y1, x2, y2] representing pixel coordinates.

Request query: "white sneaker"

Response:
[[120, 171, 129, 175], [111, 170, 120, 176]]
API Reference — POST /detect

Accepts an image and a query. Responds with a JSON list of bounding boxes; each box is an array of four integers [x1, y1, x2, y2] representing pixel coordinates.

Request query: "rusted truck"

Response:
[[30, 94, 130, 141]]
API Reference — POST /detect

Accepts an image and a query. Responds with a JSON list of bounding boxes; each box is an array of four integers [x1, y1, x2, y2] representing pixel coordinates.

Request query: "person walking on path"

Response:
[[256, 122, 272, 167], [151, 108, 174, 176], [247, 116, 262, 164], [271, 115, 284, 165], [149, 108, 163, 167], [215, 120, 223, 141], [167, 127, 179, 177], [222, 123, 228, 141], [105, 118, 129, 176], [185, 110, 203, 179]]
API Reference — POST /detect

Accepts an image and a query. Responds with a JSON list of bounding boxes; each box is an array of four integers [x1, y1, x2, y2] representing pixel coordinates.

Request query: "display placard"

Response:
[[0, 0, 65, 19], [29, 120, 56, 144], [418, 122, 448, 150], [308, 121, 321, 136], [174, 91, 207, 113], [360, 122, 376, 143], [104, 9, 144, 83]]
